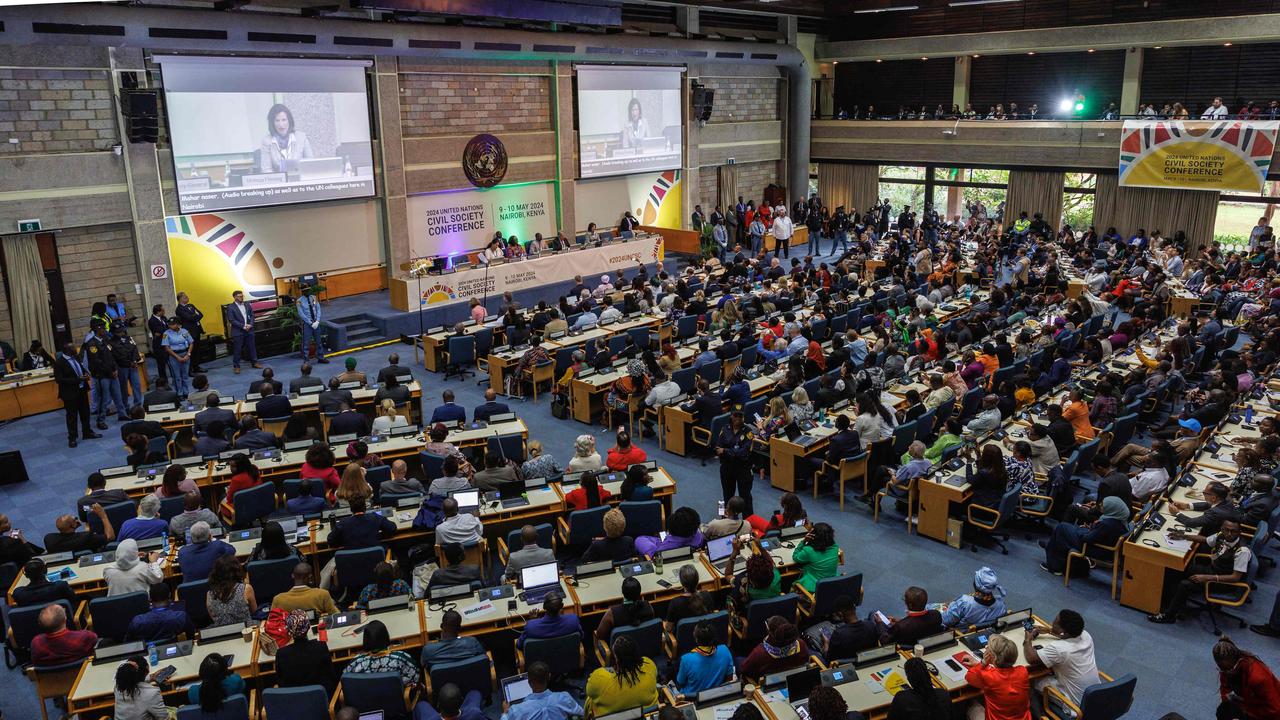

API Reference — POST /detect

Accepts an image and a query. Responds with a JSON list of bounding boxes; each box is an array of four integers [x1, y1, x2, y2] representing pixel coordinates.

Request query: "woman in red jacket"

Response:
[[219, 453, 263, 519], [960, 634, 1030, 720], [1215, 636, 1280, 720]]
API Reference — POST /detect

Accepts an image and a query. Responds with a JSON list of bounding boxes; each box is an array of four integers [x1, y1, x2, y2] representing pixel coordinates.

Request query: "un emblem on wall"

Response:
[[462, 134, 508, 188]]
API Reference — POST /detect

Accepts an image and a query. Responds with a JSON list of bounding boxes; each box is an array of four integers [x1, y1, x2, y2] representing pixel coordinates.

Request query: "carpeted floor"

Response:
[[0, 245, 1275, 719]]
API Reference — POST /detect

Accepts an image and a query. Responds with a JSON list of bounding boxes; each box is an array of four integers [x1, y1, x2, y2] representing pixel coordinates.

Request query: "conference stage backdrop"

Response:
[[415, 235, 665, 308], [407, 181, 556, 260], [574, 168, 683, 231], [165, 200, 383, 321], [1119, 120, 1279, 193]]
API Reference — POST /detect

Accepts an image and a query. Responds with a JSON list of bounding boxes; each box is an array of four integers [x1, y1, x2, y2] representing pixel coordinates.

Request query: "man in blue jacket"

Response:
[[297, 289, 329, 363]]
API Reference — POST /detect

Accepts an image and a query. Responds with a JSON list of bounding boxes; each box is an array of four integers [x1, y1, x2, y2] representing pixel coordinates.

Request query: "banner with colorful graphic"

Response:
[[1119, 120, 1279, 193], [165, 200, 382, 320], [575, 168, 683, 231], [416, 234, 664, 308], [407, 181, 555, 260]]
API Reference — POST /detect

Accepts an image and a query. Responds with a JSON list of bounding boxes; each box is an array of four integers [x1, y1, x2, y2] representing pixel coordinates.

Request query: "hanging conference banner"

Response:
[[415, 234, 665, 308], [1119, 120, 1280, 193], [407, 181, 556, 260]]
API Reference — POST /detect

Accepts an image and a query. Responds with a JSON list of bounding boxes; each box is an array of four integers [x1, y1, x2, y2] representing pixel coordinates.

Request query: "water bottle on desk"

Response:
[[147, 641, 157, 667]]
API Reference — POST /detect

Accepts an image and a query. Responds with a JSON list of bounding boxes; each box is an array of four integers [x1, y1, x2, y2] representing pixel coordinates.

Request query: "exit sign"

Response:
[[17, 219, 40, 233]]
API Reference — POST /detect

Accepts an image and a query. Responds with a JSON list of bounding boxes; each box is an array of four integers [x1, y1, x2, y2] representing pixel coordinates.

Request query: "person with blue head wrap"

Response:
[[939, 566, 1008, 629]]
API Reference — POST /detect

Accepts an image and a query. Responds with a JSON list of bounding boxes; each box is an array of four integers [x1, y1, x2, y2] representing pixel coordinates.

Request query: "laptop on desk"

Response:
[[501, 674, 534, 706], [784, 667, 821, 714], [519, 561, 560, 605], [450, 489, 480, 515], [705, 534, 735, 573]]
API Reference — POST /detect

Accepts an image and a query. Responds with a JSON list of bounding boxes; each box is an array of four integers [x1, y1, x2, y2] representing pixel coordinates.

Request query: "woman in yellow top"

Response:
[[585, 635, 658, 716], [791, 522, 840, 593]]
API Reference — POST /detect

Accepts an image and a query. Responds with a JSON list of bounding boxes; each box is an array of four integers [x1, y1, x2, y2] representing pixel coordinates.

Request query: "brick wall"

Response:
[[701, 76, 781, 123], [54, 223, 141, 338], [0, 68, 117, 153], [695, 161, 784, 211], [399, 74, 552, 137]]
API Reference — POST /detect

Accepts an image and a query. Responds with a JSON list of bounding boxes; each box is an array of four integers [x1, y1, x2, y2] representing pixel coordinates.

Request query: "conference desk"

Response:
[[0, 360, 150, 422], [423, 579, 575, 638], [676, 690, 772, 720], [1118, 464, 1217, 613], [145, 381, 424, 432], [661, 375, 774, 457], [566, 554, 718, 618], [570, 346, 697, 424], [486, 312, 666, 392]]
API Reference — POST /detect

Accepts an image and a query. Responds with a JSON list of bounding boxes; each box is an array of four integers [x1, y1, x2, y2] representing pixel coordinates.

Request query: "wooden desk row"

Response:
[[0, 360, 150, 422], [144, 381, 424, 433]]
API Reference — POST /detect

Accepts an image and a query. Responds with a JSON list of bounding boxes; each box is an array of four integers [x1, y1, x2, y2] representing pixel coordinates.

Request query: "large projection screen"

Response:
[[576, 65, 683, 180], [157, 56, 375, 214]]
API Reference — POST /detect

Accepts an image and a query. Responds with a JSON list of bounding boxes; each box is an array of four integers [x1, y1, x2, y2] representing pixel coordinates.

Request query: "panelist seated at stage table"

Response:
[[254, 384, 292, 419], [329, 401, 370, 437], [333, 356, 367, 387], [233, 416, 279, 451], [319, 377, 355, 414], [288, 362, 325, 395], [194, 393, 236, 434], [473, 388, 511, 423], [430, 390, 467, 425], [248, 367, 283, 397]]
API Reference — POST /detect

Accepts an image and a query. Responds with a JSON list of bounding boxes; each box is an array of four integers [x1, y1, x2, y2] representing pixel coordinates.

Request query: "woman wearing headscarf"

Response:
[[273, 608, 336, 694], [804, 340, 827, 378], [103, 538, 164, 596], [738, 616, 809, 680], [605, 359, 651, 417], [939, 566, 1008, 629], [1041, 495, 1130, 577]]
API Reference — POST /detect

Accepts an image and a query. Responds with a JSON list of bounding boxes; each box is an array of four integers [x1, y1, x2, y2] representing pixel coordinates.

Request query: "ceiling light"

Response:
[[1087, 48, 1095, 53], [1224, 42, 1233, 46], [949, 0, 1020, 6], [972, 54, 981, 58], [1027, 51, 1035, 55], [921, 57, 928, 61], [875, 59, 883, 63], [853, 5, 919, 13], [1153, 45, 1162, 49]]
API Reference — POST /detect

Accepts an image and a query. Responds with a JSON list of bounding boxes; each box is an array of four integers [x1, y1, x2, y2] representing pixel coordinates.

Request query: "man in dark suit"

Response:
[[880, 586, 943, 646], [815, 414, 862, 486], [74, 471, 130, 519], [813, 375, 843, 410], [119, 406, 165, 443], [288, 363, 325, 396], [319, 377, 354, 415], [233, 417, 278, 450], [249, 367, 283, 397], [225, 289, 260, 374], [376, 353, 409, 386], [429, 390, 467, 425], [194, 393, 236, 434], [683, 379, 724, 430], [472, 389, 510, 423], [174, 292, 206, 374], [328, 401, 369, 437], [142, 377, 179, 410], [254, 384, 292, 419], [54, 341, 100, 447], [1172, 481, 1240, 535]]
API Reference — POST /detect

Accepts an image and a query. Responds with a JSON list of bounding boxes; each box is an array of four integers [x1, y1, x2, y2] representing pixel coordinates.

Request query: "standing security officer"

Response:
[[81, 319, 123, 429], [109, 321, 143, 412], [715, 410, 756, 516]]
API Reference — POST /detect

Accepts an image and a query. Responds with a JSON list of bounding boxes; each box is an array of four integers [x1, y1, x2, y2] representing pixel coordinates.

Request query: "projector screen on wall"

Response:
[[157, 56, 375, 214], [576, 65, 683, 180]]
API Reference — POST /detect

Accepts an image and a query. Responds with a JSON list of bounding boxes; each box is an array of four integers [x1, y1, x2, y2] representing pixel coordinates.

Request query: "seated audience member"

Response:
[[666, 564, 715, 629], [1023, 609, 1100, 712], [112, 655, 169, 720], [1148, 520, 1252, 624], [635, 506, 703, 557], [888, 657, 952, 720], [582, 508, 636, 563], [328, 401, 369, 438], [417, 682, 486, 720], [520, 440, 562, 480], [75, 471, 131, 518], [44, 505, 115, 554], [248, 367, 283, 396], [940, 566, 1008, 629], [880, 586, 943, 646], [473, 451, 518, 492], [960, 635, 1031, 720], [429, 390, 467, 424], [434, 497, 483, 545], [595, 576, 656, 643], [429, 541, 483, 590], [421, 609, 486, 670], [271, 562, 339, 615], [143, 377, 179, 410], [186, 652, 245, 712], [807, 687, 853, 720], [1210, 636, 1280, 720], [254, 382, 291, 419], [249, 521, 302, 562], [564, 470, 613, 511], [220, 453, 264, 517], [119, 405, 165, 443], [429, 456, 472, 497], [519, 592, 582, 647], [374, 375, 411, 406], [501, 660, 583, 720], [12, 558, 77, 608], [674, 620, 734, 697], [357, 561, 411, 608], [334, 356, 367, 387], [739, 616, 809, 679], [371, 398, 408, 434], [792, 522, 840, 593], [318, 377, 354, 414], [965, 395, 1003, 435], [703, 496, 750, 540], [344, 619, 422, 687], [332, 462, 374, 508], [126, 581, 195, 643], [194, 420, 230, 457], [585, 635, 659, 717], [125, 433, 164, 468], [819, 595, 878, 661], [473, 388, 511, 422], [619, 464, 656, 501], [1170, 480, 1240, 535], [104, 538, 164, 597], [606, 429, 647, 471], [329, 496, 395, 549], [288, 363, 324, 395], [376, 353, 409, 385], [176, 521, 235, 581], [118, 495, 167, 542], [504, 524, 556, 580], [31, 602, 98, 665], [273, 609, 335, 695], [568, 434, 604, 472], [1043, 496, 1130, 576], [725, 542, 782, 605], [380, 459, 424, 497], [286, 479, 328, 516], [193, 392, 234, 434], [206, 555, 257, 626]]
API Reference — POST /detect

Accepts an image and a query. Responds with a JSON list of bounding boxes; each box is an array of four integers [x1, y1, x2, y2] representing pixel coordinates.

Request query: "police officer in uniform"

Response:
[[110, 321, 144, 411], [80, 319, 123, 429], [715, 410, 756, 516]]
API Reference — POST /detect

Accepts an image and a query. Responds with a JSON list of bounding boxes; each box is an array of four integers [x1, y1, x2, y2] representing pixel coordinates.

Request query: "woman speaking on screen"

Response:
[[259, 103, 314, 173], [620, 97, 650, 150]]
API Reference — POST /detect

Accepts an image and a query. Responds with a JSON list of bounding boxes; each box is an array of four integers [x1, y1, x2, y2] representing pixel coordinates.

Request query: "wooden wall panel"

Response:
[[834, 59, 953, 116], [969, 50, 1123, 115]]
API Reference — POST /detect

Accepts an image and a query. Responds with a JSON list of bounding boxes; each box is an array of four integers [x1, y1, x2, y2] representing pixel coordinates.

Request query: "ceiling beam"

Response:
[[818, 13, 1280, 62]]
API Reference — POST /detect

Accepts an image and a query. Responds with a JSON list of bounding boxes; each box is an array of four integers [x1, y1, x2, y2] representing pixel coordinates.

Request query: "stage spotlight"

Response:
[[1059, 98, 1073, 112]]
